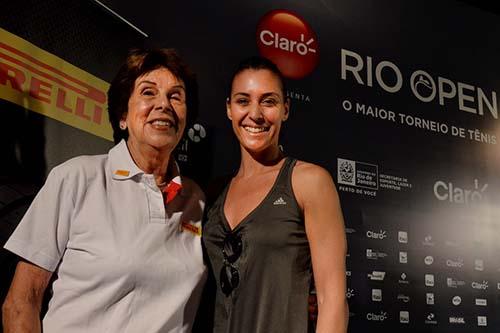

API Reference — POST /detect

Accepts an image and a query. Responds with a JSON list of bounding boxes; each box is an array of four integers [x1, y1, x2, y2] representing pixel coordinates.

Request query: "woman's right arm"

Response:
[[2, 261, 52, 333]]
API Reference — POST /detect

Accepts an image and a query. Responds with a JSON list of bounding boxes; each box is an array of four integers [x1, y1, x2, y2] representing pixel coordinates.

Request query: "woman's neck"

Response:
[[126, 141, 171, 184], [237, 146, 284, 179]]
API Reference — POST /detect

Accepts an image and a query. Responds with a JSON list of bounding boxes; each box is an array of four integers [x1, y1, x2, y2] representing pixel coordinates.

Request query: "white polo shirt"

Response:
[[5, 140, 207, 332]]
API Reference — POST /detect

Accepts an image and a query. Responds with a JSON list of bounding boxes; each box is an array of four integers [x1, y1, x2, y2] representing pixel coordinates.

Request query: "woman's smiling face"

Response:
[[125, 67, 187, 152], [227, 69, 289, 154]]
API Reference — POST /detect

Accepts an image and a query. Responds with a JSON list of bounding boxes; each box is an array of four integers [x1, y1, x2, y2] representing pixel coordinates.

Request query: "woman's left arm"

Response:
[[293, 162, 348, 333]]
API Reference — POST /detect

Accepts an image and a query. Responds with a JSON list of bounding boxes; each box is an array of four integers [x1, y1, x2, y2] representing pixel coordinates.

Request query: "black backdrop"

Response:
[[1, 1, 500, 332]]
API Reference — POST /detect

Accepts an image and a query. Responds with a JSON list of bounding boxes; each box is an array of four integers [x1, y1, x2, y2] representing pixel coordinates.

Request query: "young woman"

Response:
[[203, 56, 348, 333]]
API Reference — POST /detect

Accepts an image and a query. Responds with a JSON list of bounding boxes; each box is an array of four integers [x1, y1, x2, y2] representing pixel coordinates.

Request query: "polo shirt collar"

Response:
[[109, 140, 182, 184], [109, 140, 146, 180]]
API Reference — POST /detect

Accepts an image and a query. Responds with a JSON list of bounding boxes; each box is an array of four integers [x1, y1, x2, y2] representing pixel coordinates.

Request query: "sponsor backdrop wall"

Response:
[[1, 0, 499, 332]]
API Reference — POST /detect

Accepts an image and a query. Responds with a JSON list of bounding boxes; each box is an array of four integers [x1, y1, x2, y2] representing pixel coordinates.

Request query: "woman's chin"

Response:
[[241, 141, 278, 155]]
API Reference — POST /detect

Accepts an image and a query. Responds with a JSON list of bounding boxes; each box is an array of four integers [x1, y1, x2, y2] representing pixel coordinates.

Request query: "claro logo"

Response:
[[446, 259, 464, 268], [256, 9, 319, 79], [433, 179, 488, 205], [472, 280, 488, 290], [366, 230, 387, 240], [366, 311, 388, 322]]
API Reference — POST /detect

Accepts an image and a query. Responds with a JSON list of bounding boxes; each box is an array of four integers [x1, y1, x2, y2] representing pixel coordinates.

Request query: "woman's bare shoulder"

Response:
[[292, 160, 336, 206], [293, 160, 334, 185]]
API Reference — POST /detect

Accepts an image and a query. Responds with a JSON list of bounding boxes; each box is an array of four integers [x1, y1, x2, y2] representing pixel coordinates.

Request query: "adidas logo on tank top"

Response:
[[273, 197, 287, 205]]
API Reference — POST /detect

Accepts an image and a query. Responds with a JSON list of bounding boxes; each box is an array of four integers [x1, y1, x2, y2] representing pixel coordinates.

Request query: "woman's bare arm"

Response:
[[293, 162, 348, 333], [2, 260, 52, 333]]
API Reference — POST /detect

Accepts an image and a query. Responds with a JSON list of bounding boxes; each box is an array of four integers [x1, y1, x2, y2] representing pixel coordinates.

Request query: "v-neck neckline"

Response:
[[220, 157, 289, 232]]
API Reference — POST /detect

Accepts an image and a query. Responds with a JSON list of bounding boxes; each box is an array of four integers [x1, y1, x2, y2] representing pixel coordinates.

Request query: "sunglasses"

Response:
[[220, 233, 242, 296]]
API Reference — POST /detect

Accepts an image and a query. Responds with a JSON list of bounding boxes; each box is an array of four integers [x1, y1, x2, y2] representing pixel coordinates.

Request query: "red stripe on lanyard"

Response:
[[163, 181, 182, 204]]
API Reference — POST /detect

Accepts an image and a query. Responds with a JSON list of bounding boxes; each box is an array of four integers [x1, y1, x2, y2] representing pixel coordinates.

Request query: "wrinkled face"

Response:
[[124, 67, 187, 152], [227, 69, 289, 154]]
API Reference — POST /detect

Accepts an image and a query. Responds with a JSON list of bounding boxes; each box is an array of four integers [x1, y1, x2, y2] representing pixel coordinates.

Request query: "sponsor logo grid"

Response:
[[344, 220, 493, 329]]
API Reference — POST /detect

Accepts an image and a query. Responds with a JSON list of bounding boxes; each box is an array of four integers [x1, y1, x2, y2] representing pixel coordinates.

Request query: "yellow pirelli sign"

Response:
[[0, 28, 113, 141]]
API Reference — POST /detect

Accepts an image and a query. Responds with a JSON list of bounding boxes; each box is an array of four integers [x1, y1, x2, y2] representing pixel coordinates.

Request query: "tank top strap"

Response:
[[274, 157, 297, 193], [269, 156, 302, 223]]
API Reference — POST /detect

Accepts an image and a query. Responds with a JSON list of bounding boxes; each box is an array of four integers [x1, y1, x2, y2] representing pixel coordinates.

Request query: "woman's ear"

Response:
[[119, 115, 128, 130], [282, 97, 290, 122], [226, 97, 232, 120]]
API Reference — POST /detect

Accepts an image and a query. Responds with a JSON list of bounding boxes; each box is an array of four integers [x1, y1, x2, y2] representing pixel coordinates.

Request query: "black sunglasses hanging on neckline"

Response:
[[220, 233, 242, 296]]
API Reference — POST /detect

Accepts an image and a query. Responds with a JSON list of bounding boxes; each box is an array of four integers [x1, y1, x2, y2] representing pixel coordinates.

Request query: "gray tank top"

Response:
[[203, 157, 312, 333]]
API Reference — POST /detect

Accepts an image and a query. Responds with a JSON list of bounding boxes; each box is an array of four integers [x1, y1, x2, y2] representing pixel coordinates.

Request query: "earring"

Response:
[[119, 121, 126, 130]]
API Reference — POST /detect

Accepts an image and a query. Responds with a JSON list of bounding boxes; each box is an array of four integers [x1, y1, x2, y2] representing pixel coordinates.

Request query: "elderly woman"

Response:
[[2, 48, 206, 332]]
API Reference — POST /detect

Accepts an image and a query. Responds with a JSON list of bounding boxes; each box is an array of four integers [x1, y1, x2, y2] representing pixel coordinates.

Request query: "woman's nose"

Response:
[[248, 104, 264, 122], [157, 94, 172, 111]]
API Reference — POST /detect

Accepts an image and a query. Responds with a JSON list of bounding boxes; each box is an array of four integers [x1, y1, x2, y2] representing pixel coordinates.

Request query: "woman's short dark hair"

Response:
[[228, 56, 287, 98], [107, 48, 198, 143]]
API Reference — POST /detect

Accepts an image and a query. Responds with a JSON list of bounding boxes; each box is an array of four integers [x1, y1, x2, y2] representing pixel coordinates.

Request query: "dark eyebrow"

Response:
[[170, 85, 186, 91], [232, 92, 282, 100], [137, 81, 186, 91], [232, 92, 250, 98], [137, 80, 157, 86], [261, 92, 281, 99]]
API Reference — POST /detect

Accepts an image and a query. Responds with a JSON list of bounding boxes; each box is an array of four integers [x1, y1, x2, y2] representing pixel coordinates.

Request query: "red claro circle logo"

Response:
[[256, 9, 319, 80]]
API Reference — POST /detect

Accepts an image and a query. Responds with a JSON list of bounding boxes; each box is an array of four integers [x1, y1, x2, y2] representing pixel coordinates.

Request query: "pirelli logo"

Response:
[[0, 28, 113, 141], [181, 221, 202, 236]]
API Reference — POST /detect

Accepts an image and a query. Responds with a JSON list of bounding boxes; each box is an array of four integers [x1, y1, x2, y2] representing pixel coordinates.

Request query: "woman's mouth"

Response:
[[150, 119, 177, 131], [243, 125, 269, 133]]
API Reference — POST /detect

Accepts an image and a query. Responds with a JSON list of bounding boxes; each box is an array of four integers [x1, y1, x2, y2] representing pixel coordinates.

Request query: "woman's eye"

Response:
[[169, 92, 185, 103], [262, 99, 277, 106], [142, 89, 156, 96], [236, 99, 249, 105]]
